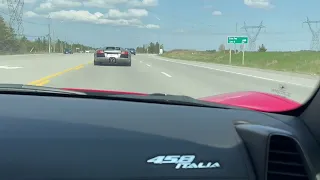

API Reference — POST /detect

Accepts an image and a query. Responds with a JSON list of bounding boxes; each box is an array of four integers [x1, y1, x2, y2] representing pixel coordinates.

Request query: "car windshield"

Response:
[[0, 0, 319, 110], [106, 47, 121, 50]]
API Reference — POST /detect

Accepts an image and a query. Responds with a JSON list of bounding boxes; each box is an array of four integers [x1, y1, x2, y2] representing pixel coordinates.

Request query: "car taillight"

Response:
[[97, 50, 104, 54], [121, 51, 129, 55]]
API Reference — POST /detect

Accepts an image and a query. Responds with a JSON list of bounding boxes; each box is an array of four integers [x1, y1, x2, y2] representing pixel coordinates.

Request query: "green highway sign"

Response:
[[227, 36, 248, 44]]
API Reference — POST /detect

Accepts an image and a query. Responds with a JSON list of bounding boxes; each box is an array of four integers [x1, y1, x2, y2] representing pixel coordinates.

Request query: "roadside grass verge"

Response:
[[160, 50, 320, 75]]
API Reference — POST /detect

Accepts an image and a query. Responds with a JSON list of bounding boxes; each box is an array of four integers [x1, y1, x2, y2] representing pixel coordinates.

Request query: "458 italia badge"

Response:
[[147, 155, 221, 169]]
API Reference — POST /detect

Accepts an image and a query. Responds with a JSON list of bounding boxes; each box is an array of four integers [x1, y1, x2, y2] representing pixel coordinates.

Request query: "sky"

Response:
[[0, 0, 320, 51]]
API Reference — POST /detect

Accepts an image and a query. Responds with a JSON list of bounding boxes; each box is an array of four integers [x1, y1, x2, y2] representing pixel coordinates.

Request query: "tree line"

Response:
[[136, 42, 164, 54], [0, 15, 93, 55]]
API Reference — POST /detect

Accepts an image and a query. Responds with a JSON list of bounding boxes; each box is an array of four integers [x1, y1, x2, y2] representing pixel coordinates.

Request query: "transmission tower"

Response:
[[303, 17, 320, 51], [241, 21, 265, 51], [6, 0, 24, 36]]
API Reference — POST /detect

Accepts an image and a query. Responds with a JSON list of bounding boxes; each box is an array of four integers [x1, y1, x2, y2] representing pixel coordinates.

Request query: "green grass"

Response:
[[160, 50, 320, 75]]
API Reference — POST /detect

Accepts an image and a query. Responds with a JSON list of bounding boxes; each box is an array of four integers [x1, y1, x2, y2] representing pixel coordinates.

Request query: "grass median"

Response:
[[160, 50, 320, 75]]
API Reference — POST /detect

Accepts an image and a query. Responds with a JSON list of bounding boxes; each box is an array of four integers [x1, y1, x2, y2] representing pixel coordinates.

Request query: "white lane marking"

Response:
[[0, 54, 47, 57], [153, 57, 315, 88], [0, 66, 23, 69], [140, 61, 142, 63], [146, 64, 151, 67], [161, 72, 172, 77]]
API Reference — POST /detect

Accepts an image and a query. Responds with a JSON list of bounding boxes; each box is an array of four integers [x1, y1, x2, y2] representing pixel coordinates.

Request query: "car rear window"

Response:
[[106, 47, 121, 50]]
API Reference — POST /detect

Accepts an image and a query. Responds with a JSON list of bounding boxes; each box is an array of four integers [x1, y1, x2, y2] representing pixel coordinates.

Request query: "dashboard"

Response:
[[0, 92, 319, 180]]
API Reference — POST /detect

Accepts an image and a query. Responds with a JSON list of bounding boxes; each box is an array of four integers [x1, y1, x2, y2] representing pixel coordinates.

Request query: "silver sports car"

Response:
[[94, 46, 131, 66]]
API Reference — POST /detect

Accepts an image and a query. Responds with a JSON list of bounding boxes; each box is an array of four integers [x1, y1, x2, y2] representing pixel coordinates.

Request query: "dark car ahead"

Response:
[[128, 48, 136, 55], [63, 48, 73, 54]]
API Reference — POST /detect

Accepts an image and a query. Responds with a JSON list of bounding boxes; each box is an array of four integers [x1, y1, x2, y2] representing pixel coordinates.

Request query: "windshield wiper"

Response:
[[0, 84, 86, 95]]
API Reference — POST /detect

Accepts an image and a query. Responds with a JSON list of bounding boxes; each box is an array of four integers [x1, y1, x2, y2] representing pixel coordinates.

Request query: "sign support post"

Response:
[[227, 36, 248, 65], [242, 43, 245, 65], [229, 48, 232, 64]]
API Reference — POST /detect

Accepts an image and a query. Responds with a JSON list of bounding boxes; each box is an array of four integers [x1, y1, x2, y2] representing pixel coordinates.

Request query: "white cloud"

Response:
[[137, 24, 159, 29], [1, 0, 159, 9], [83, 0, 157, 8], [37, 0, 82, 11], [204, 5, 213, 9], [106, 9, 148, 19], [7, 0, 39, 4], [49, 10, 117, 22], [25, 0, 39, 3], [244, 0, 274, 9], [0, 3, 6, 9], [144, 24, 159, 29], [52, 0, 82, 7], [33, 0, 158, 11], [128, 0, 158, 7], [24, 11, 40, 17], [38, 2, 53, 10], [0, 0, 7, 8], [24, 10, 159, 28], [212, 11, 222, 16], [173, 29, 185, 33], [83, 0, 127, 8]]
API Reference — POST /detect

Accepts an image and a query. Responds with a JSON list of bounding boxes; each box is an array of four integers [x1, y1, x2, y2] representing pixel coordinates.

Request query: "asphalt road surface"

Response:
[[0, 53, 318, 104]]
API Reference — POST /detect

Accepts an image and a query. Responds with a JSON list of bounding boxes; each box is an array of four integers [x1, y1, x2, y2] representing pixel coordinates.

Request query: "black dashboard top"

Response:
[[0, 93, 318, 180]]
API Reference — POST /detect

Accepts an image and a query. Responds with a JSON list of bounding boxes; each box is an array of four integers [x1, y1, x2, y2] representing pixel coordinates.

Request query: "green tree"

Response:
[[149, 42, 155, 53], [0, 15, 95, 55], [160, 44, 164, 50], [258, 44, 267, 52], [0, 16, 19, 54], [155, 42, 159, 54], [136, 41, 164, 54], [218, 44, 225, 52], [19, 36, 28, 53]]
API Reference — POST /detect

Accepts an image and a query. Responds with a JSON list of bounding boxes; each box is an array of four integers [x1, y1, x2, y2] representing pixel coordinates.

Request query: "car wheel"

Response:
[[94, 61, 99, 66], [126, 61, 131, 66]]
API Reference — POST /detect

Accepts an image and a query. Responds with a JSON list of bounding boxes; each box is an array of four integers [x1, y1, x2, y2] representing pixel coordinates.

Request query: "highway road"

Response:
[[0, 53, 318, 104]]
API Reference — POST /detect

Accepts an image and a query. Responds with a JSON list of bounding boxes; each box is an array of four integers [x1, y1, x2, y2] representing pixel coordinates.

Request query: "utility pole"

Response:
[[235, 23, 238, 53], [48, 23, 51, 53], [241, 21, 265, 51], [65, 36, 67, 49], [236, 23, 238, 32], [303, 17, 320, 51], [52, 29, 55, 53], [158, 35, 160, 54], [48, 16, 51, 53]]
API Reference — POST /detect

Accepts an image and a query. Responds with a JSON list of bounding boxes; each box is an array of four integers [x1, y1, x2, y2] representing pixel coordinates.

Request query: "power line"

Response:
[[1, 10, 47, 38], [241, 21, 266, 51], [6, 0, 24, 36], [23, 19, 47, 25], [0, 10, 47, 25], [24, 34, 46, 37], [303, 17, 320, 51]]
